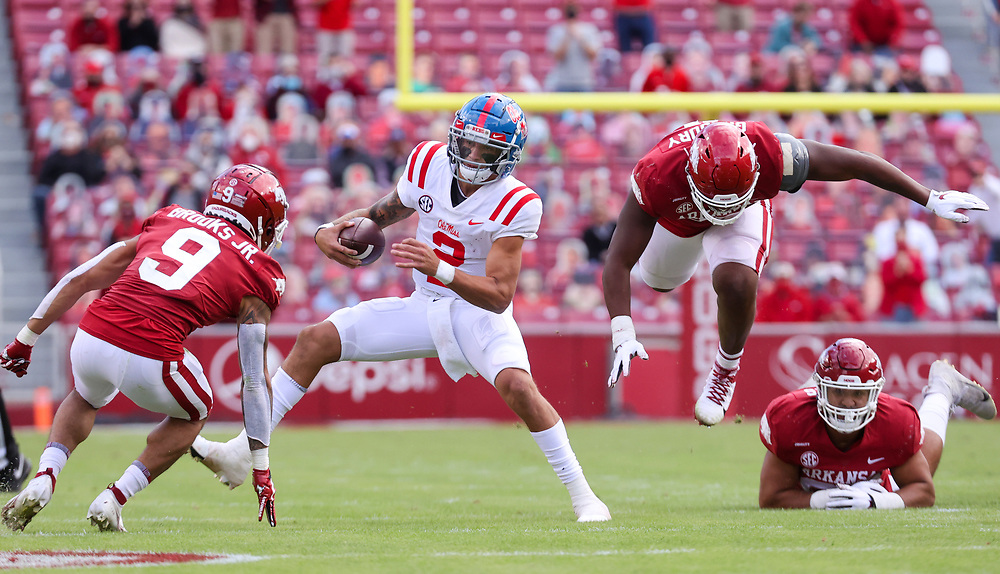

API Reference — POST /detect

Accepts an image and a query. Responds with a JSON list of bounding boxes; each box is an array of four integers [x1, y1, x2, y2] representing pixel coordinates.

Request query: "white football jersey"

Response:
[[397, 141, 542, 299]]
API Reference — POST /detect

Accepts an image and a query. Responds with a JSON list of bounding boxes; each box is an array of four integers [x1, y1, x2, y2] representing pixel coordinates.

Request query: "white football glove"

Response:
[[926, 189, 989, 223], [810, 485, 871, 510], [851, 481, 905, 509], [608, 316, 648, 388]]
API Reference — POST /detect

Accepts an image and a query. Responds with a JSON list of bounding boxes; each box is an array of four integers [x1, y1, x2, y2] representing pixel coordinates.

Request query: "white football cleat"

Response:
[[2, 469, 55, 532], [573, 495, 612, 523], [190, 432, 252, 490], [926, 360, 997, 420], [695, 362, 739, 426], [87, 487, 126, 532]]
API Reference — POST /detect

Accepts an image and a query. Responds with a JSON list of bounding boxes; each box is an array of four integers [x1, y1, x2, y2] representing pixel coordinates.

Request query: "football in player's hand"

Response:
[[338, 217, 385, 266]]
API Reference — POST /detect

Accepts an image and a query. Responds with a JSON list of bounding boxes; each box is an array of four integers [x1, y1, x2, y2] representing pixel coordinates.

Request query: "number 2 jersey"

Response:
[[760, 387, 923, 491], [396, 141, 542, 298], [79, 205, 285, 361]]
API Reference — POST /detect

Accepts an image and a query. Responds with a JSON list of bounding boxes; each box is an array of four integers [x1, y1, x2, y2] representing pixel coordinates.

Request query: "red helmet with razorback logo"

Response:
[[813, 338, 885, 433], [205, 163, 289, 254], [685, 122, 760, 225]]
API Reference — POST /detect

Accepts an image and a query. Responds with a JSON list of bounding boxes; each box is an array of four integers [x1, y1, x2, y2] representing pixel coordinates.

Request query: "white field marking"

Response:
[[0, 552, 264, 569], [420, 545, 1000, 560], [743, 546, 1000, 553], [429, 549, 697, 558]]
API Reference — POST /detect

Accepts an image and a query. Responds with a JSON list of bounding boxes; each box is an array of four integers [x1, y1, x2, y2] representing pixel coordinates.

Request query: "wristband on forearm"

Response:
[[869, 491, 905, 509], [434, 261, 456, 285], [610, 315, 636, 349], [314, 222, 334, 241], [251, 448, 269, 472], [16, 326, 39, 346]]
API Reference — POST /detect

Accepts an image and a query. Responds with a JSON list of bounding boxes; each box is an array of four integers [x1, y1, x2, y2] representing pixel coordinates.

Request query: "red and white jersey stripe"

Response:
[[397, 141, 542, 297]]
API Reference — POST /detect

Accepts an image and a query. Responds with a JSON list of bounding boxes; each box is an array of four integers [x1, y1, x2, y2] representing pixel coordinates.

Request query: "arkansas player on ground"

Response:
[[603, 120, 989, 426], [0, 164, 288, 532], [758, 338, 996, 510], [190, 93, 611, 522]]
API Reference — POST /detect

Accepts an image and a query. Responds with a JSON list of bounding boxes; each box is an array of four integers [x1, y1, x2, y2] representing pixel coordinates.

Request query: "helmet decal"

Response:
[[204, 164, 289, 254]]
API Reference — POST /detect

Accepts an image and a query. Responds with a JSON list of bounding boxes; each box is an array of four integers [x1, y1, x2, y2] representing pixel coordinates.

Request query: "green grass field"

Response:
[[1, 419, 998, 573]]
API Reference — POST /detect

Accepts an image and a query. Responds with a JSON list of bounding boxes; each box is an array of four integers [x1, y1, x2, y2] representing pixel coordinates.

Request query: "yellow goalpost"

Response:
[[393, 0, 1000, 114]]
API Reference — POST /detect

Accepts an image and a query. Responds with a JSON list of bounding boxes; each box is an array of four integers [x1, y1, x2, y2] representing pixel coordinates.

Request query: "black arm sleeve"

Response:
[[775, 133, 810, 193]]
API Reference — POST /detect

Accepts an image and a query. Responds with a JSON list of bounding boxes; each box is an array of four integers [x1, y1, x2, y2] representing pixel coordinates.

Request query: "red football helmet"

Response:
[[205, 164, 289, 254], [685, 122, 760, 225], [813, 338, 885, 433]]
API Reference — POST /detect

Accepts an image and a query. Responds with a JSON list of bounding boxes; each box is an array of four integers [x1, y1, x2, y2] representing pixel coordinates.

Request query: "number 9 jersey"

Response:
[[79, 205, 285, 362], [397, 141, 542, 298]]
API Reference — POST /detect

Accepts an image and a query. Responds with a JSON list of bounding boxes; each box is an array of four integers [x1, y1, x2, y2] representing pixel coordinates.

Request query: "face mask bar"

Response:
[[686, 169, 760, 226], [814, 373, 884, 433], [448, 125, 516, 185]]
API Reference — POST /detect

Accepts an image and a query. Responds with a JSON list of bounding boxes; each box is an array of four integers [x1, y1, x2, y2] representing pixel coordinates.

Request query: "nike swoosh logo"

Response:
[[468, 220, 484, 225], [867, 457, 885, 464]]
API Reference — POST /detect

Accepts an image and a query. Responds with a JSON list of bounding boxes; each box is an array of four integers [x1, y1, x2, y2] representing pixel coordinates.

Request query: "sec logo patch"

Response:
[[418, 195, 434, 213], [800, 451, 819, 468]]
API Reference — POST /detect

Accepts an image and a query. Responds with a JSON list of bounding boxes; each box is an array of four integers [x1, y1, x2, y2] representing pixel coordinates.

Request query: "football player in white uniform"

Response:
[[191, 93, 611, 522]]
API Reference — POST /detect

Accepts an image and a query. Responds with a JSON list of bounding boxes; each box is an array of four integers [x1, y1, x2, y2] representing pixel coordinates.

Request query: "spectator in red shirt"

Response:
[[103, 177, 144, 246], [73, 59, 122, 117], [68, 0, 119, 53], [229, 120, 287, 185], [849, 0, 904, 57], [209, 0, 245, 54], [317, 0, 355, 63], [880, 229, 928, 321], [813, 263, 866, 322], [513, 269, 558, 322], [172, 60, 226, 125], [640, 46, 691, 92], [757, 262, 816, 322]]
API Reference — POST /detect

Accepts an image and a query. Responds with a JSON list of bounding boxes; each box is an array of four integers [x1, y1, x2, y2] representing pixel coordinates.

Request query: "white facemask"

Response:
[[458, 162, 493, 185]]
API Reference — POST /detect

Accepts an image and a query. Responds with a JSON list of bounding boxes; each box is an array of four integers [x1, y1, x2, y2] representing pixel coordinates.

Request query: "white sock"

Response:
[[271, 368, 307, 430], [716, 346, 743, 370], [530, 419, 585, 485], [919, 392, 952, 445], [113, 461, 150, 502], [38, 442, 70, 477]]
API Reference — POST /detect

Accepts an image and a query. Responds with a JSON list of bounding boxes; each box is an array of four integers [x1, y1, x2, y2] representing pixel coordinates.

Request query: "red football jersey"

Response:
[[631, 120, 786, 238], [759, 388, 923, 492], [79, 206, 285, 361]]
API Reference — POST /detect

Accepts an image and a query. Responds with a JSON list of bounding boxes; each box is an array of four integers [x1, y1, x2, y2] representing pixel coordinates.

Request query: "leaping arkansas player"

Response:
[[190, 93, 611, 522], [759, 338, 995, 510], [602, 120, 990, 426], [0, 164, 287, 532]]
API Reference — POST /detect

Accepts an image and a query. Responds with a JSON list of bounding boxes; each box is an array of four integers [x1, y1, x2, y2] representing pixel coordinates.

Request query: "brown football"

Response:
[[337, 217, 385, 265]]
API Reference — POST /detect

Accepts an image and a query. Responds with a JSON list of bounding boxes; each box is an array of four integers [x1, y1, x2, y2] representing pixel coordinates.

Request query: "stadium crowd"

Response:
[[12, 0, 1000, 325]]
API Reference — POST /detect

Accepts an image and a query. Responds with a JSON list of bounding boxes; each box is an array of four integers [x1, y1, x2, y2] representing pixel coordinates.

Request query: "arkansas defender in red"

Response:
[[603, 120, 989, 426], [0, 164, 288, 532], [759, 338, 995, 510]]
